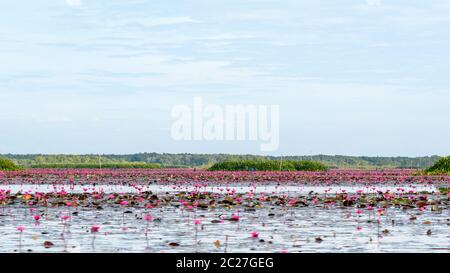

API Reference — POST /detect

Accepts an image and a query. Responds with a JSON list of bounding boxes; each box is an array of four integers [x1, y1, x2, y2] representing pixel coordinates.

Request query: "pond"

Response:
[[0, 185, 448, 253]]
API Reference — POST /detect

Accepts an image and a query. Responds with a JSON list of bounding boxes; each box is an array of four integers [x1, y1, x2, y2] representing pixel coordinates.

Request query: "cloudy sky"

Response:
[[1, 0, 450, 156]]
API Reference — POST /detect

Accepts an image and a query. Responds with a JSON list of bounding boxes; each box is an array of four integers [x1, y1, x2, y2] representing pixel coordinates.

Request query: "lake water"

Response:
[[0, 182, 448, 253]]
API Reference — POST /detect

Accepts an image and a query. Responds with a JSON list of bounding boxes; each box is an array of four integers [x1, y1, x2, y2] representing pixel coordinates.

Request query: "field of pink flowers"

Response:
[[0, 169, 448, 252], [1, 168, 449, 185]]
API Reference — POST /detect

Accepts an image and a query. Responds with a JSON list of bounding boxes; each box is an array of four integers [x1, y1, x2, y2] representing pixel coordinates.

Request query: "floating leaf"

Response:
[[214, 240, 221, 248], [43, 241, 54, 248], [22, 194, 32, 200]]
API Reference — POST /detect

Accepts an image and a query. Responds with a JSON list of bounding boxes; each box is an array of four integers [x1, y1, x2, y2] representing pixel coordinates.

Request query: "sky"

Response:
[[1, 0, 450, 156]]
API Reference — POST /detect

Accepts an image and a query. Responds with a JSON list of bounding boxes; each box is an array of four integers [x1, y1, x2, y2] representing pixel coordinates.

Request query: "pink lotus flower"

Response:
[[251, 231, 259, 238], [17, 226, 25, 232], [144, 214, 153, 222], [231, 214, 240, 221], [90, 225, 100, 233], [92, 194, 102, 199], [61, 215, 71, 221], [194, 219, 202, 225], [119, 200, 128, 206], [33, 215, 41, 221]]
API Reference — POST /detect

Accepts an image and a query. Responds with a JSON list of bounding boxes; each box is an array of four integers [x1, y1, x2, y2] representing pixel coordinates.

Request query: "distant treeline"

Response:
[[0, 153, 442, 169], [423, 156, 450, 175], [209, 160, 328, 171], [29, 162, 161, 169], [0, 158, 21, 171]]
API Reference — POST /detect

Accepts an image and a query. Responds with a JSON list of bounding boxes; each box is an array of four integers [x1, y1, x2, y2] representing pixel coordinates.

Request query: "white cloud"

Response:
[[366, 0, 382, 6], [113, 16, 201, 28], [66, 0, 81, 7]]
